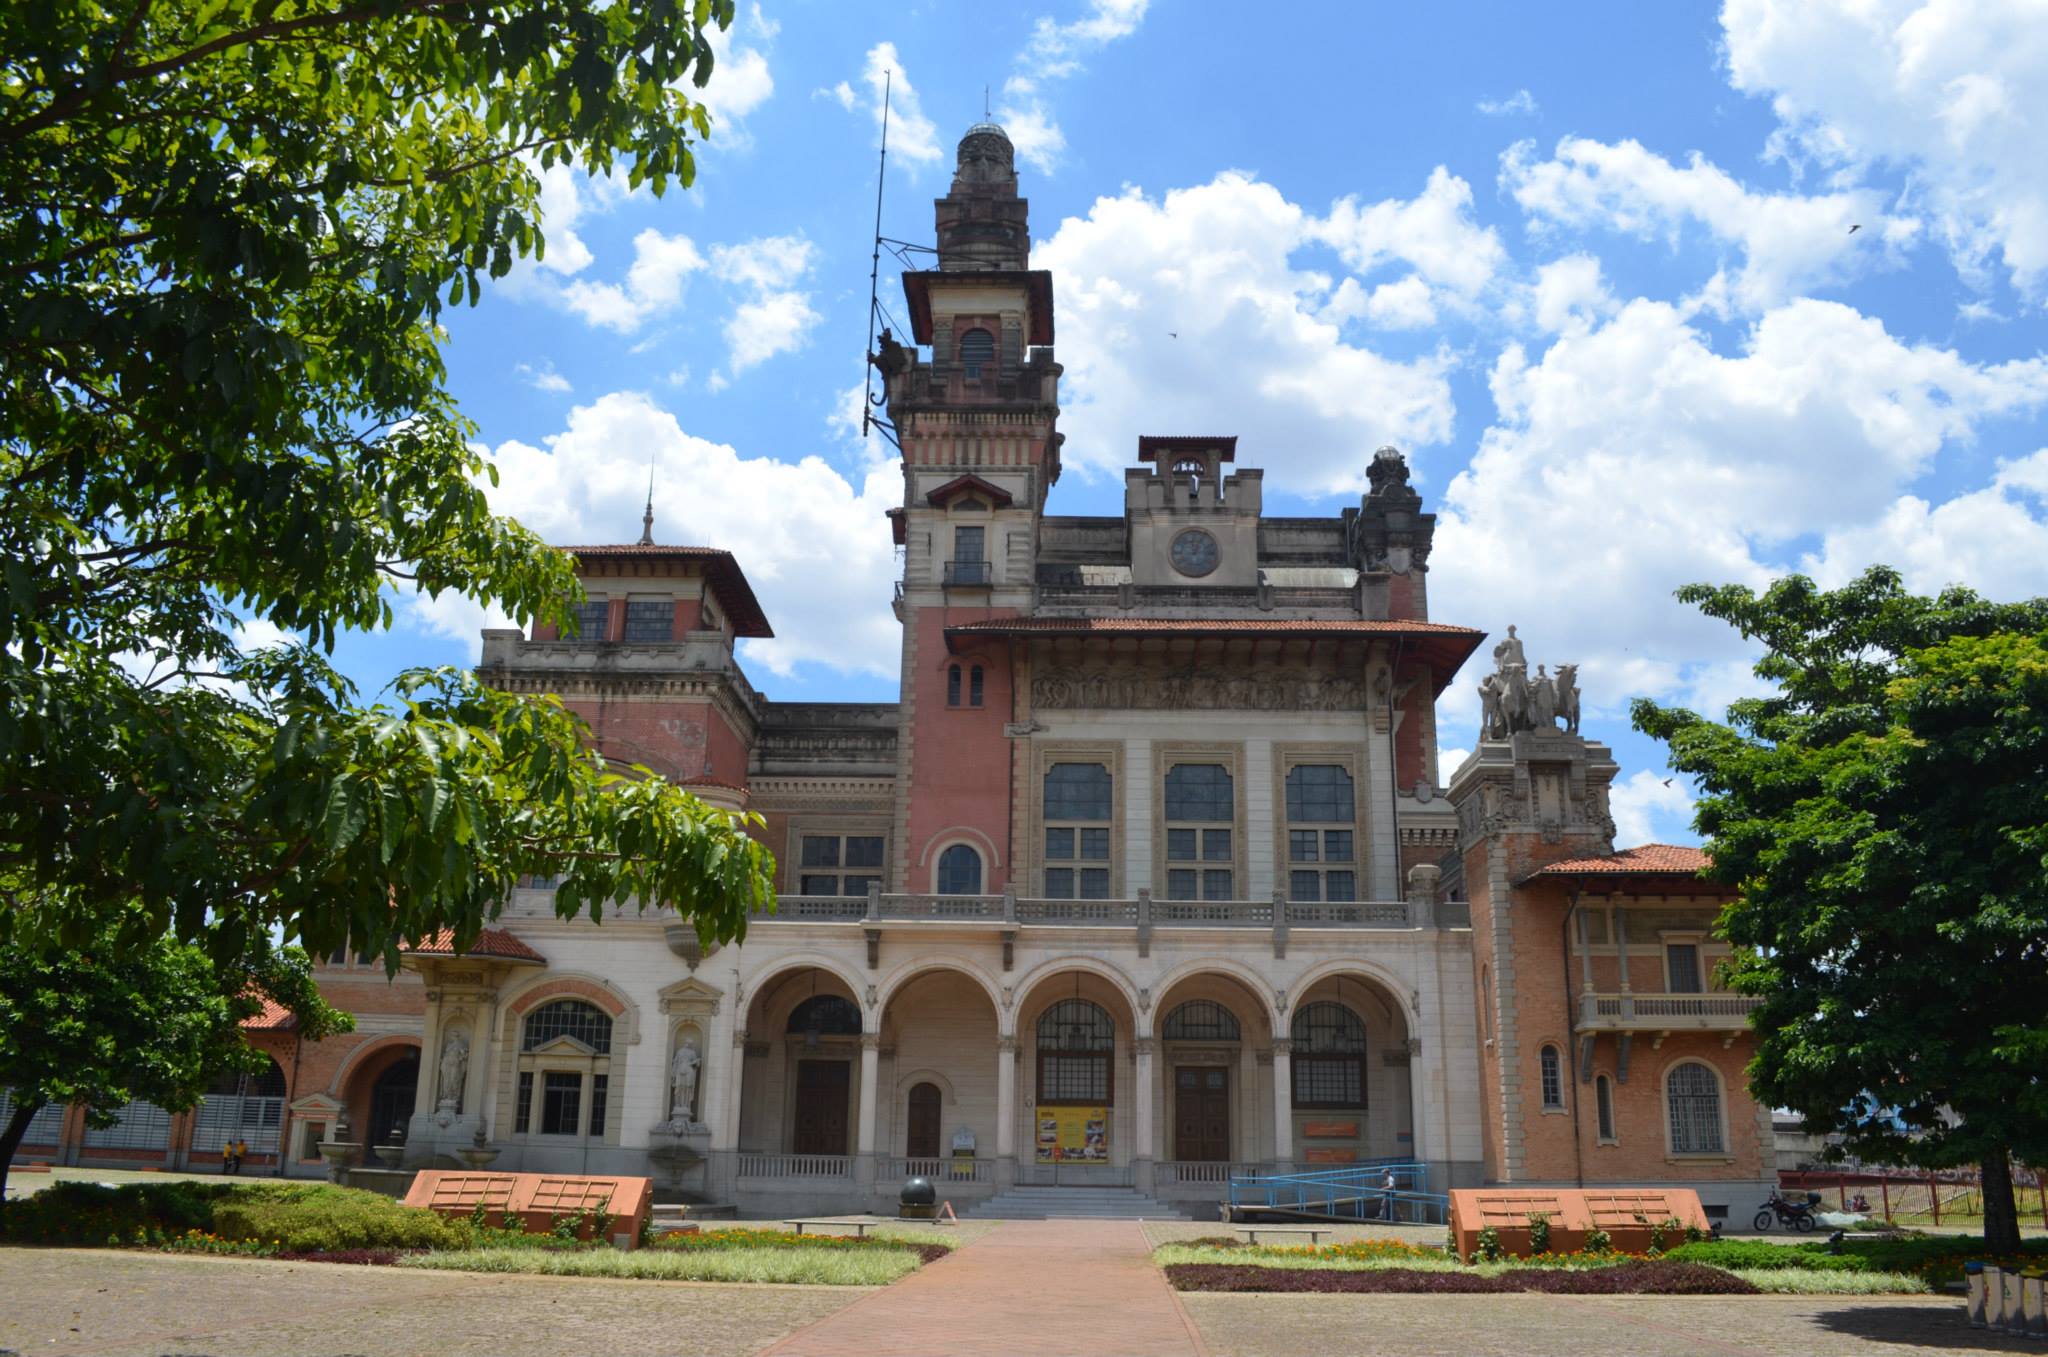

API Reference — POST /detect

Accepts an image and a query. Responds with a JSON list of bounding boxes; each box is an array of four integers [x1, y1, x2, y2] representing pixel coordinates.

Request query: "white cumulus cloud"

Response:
[[997, 0, 1150, 172], [560, 229, 705, 333], [832, 42, 940, 168], [707, 235, 820, 382], [1609, 769, 1698, 847], [1477, 89, 1539, 117]]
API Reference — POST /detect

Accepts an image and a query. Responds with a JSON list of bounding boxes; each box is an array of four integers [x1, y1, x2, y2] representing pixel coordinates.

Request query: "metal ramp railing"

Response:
[[1226, 1159, 1449, 1226]]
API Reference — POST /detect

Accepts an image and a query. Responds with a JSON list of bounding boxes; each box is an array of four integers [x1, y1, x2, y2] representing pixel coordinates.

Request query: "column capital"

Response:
[[997, 1035, 1019, 1054], [860, 1032, 882, 1052], [1271, 1038, 1295, 1056], [732, 1026, 749, 1048], [1132, 1037, 1156, 1058]]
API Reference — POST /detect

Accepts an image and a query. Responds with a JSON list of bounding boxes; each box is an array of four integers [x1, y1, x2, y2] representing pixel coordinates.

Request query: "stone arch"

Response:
[[915, 824, 1002, 870], [876, 955, 1005, 1016], [502, 970, 641, 1047], [1151, 956, 1284, 1035], [738, 953, 870, 1031], [1007, 954, 1146, 1038], [326, 1034, 423, 1098], [1285, 957, 1423, 1029], [892, 1067, 959, 1106]]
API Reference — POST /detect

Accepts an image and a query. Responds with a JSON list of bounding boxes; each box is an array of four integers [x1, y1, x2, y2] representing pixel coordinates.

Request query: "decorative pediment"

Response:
[[528, 1034, 602, 1059], [925, 474, 1015, 509], [657, 976, 723, 1017], [289, 1092, 344, 1116]]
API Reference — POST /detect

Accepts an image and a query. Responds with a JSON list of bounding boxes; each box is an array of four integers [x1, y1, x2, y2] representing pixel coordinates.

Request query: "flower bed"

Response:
[[1666, 1234, 2048, 1286], [1165, 1261, 1761, 1294], [649, 1226, 950, 1265]]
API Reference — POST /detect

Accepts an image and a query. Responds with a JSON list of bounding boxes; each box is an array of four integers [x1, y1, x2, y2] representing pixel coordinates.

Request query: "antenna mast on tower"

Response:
[[861, 73, 896, 449]]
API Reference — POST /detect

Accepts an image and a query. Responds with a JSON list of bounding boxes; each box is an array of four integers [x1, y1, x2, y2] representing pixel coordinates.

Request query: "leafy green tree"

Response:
[[1634, 568, 2048, 1251], [0, 2, 776, 965], [0, 916, 350, 1197]]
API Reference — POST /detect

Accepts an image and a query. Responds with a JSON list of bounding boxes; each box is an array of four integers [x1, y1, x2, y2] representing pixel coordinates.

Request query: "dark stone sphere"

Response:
[[900, 1176, 937, 1206]]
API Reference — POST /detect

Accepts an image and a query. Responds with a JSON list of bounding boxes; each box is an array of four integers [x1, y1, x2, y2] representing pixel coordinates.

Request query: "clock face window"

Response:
[[1170, 529, 1220, 578]]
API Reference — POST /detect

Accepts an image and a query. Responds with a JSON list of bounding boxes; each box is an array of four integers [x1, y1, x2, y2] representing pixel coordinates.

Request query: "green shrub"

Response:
[[1583, 1226, 1613, 1254], [1526, 1212, 1551, 1256], [1664, 1240, 1867, 1273], [0, 1181, 467, 1253], [1474, 1225, 1505, 1263]]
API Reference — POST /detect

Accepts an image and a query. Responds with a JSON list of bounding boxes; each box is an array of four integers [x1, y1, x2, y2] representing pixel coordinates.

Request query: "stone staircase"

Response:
[[963, 1185, 1193, 1220]]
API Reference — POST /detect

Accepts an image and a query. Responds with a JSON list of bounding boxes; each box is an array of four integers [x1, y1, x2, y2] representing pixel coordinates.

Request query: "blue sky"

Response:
[[344, 0, 2048, 848]]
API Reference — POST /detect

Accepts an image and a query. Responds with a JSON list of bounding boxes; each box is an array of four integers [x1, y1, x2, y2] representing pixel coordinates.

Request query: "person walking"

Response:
[[1381, 1168, 1399, 1223]]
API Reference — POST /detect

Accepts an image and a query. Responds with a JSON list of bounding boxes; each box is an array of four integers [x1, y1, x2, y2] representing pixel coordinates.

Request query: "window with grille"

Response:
[[622, 600, 673, 642], [1596, 1075, 1617, 1141], [191, 1063, 288, 1153], [1284, 764, 1357, 902], [1665, 942, 1703, 993], [523, 1000, 613, 1053], [81, 1098, 172, 1150], [1666, 1063, 1723, 1153], [947, 664, 962, 707], [1164, 763, 1234, 901], [1037, 999, 1113, 1105], [970, 665, 984, 707], [937, 843, 983, 894], [0, 1088, 66, 1146], [1043, 762, 1112, 899], [515, 1072, 534, 1133], [959, 327, 995, 378], [796, 834, 885, 896], [1162, 1000, 1241, 1043], [1540, 1046, 1564, 1110], [570, 599, 610, 642], [1290, 1002, 1366, 1109], [787, 995, 863, 1036]]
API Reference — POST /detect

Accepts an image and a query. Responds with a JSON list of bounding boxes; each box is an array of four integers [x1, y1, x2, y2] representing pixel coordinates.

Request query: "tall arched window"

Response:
[[1164, 763, 1234, 901], [1284, 764, 1357, 902], [786, 994, 863, 1037], [367, 1051, 420, 1149], [1162, 1000, 1241, 1043], [1539, 1045, 1564, 1110], [516, 1000, 614, 1139], [947, 664, 962, 707], [1290, 1002, 1366, 1109], [1037, 999, 1114, 1104], [1595, 1074, 1617, 1142], [969, 664, 984, 707], [958, 327, 995, 378], [906, 1081, 943, 1159], [193, 1058, 288, 1155], [937, 843, 983, 895], [1666, 1062, 1724, 1154], [1044, 762, 1113, 899]]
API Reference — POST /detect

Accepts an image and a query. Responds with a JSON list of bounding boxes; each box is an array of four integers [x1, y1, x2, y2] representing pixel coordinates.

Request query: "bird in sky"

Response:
[[1662, 777, 1675, 787], [1168, 331, 1178, 338], [1848, 224, 1862, 234]]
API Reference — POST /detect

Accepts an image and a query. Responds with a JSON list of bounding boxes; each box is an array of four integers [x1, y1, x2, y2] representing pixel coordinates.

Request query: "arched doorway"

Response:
[[905, 1082, 942, 1160], [193, 1058, 288, 1162], [367, 1051, 419, 1149], [1162, 1001, 1239, 1163], [787, 994, 860, 1156]]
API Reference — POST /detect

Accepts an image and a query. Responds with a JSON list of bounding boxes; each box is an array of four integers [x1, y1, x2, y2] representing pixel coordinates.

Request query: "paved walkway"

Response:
[[763, 1219, 1206, 1357]]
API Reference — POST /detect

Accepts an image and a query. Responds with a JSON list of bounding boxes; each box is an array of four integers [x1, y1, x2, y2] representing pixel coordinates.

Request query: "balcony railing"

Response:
[[885, 1156, 992, 1184], [943, 559, 992, 587], [1158, 1160, 1264, 1186], [1576, 991, 1763, 1031], [737, 1153, 851, 1179], [749, 893, 1420, 930]]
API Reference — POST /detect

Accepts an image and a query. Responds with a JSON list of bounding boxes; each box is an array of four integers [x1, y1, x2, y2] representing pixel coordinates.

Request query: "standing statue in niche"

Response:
[[436, 1029, 468, 1114], [667, 1037, 702, 1130], [1477, 628, 1584, 738]]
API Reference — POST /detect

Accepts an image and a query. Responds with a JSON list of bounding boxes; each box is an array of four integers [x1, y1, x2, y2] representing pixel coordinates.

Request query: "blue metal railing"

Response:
[[1227, 1159, 1449, 1225]]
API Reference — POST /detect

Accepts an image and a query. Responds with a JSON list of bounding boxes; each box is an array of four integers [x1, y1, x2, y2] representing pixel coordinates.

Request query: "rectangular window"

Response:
[[570, 599, 610, 642], [1596, 1076, 1617, 1142], [515, 1072, 534, 1133], [953, 526, 984, 562], [1043, 762, 1113, 899], [1164, 761, 1234, 901], [1292, 1058, 1363, 1109], [797, 835, 885, 895], [1666, 942, 1703, 993], [1039, 1054, 1110, 1104], [622, 600, 672, 642], [969, 665, 984, 707], [1284, 763, 1360, 904], [588, 1074, 609, 1137], [540, 1071, 582, 1136]]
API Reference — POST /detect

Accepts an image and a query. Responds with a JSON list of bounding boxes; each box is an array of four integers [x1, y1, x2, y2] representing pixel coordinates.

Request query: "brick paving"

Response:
[[762, 1219, 1206, 1357]]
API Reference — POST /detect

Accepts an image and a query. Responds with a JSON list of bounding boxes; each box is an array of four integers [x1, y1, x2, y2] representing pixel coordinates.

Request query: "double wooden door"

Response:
[[1174, 1066, 1230, 1162], [793, 1060, 850, 1156]]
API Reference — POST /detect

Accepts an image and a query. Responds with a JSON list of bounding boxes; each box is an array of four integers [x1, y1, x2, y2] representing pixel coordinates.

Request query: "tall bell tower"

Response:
[[872, 123, 1063, 895]]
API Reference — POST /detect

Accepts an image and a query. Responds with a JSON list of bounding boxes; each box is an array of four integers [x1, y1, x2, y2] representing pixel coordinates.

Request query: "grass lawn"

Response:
[[402, 1244, 923, 1285]]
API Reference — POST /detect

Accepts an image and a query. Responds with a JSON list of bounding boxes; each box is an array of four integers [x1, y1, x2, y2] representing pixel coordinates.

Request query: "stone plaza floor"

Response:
[[3, 1224, 2042, 1357]]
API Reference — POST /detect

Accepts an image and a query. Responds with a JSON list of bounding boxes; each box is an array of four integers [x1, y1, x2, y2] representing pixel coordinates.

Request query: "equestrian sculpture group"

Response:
[[1478, 625, 1580, 740]]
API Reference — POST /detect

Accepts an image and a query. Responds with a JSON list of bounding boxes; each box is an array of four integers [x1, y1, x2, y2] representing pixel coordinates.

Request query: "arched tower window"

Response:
[[516, 1000, 615, 1139], [1290, 1001, 1366, 1110], [959, 327, 995, 379], [936, 843, 983, 895], [1540, 1045, 1564, 1110]]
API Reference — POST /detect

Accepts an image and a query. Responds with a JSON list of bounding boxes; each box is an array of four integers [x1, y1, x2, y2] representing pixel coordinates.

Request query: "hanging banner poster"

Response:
[[1035, 1106, 1109, 1163]]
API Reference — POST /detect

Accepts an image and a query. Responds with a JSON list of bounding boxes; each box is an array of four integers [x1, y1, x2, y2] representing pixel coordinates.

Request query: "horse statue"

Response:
[[1555, 663, 1581, 735]]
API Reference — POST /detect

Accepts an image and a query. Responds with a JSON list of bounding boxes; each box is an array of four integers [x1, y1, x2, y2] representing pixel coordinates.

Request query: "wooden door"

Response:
[[793, 1060, 850, 1155], [906, 1082, 942, 1159], [1174, 1066, 1230, 1162]]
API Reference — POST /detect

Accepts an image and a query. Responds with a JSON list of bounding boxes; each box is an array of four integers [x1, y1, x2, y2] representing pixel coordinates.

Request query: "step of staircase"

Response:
[[964, 1187, 1193, 1220]]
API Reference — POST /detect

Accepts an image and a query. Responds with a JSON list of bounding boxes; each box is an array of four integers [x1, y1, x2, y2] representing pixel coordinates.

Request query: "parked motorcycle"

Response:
[[1752, 1191, 1820, 1232]]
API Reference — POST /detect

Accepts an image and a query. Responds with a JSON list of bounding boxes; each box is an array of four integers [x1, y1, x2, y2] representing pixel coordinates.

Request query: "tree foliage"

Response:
[[0, 2, 776, 965], [1633, 567, 2048, 1251], [0, 913, 351, 1195]]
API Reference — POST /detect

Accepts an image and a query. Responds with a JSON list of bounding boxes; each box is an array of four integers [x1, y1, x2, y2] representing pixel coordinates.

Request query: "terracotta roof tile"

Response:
[[402, 926, 547, 964], [1522, 843, 1716, 883], [239, 995, 296, 1030]]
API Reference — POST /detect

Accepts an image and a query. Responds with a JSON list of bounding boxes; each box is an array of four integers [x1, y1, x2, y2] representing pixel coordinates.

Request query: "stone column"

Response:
[[721, 1027, 747, 1150], [855, 1033, 881, 1189], [1133, 1037, 1156, 1193], [1271, 1039, 1295, 1169], [464, 989, 498, 1136], [995, 1036, 1019, 1190]]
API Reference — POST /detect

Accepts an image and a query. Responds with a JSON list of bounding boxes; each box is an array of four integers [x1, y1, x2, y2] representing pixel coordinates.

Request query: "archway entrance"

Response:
[[1015, 970, 1136, 1186], [788, 994, 860, 1156], [367, 1052, 419, 1149]]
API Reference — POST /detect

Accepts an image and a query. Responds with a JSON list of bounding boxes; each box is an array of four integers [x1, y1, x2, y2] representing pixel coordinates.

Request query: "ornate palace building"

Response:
[[12, 123, 1775, 1222]]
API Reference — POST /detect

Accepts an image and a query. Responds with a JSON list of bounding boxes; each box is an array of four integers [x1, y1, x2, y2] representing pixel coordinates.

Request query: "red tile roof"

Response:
[[944, 617, 1486, 693], [402, 927, 547, 964], [553, 545, 772, 638], [239, 995, 296, 1030], [1521, 843, 1718, 884]]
